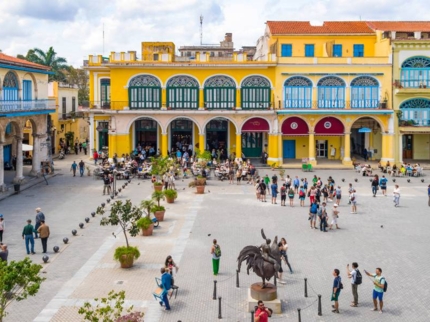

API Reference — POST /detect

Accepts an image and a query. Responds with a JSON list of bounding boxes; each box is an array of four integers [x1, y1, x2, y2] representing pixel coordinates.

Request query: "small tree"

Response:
[[150, 156, 171, 180], [0, 258, 45, 322], [78, 290, 144, 322], [98, 200, 142, 248], [151, 190, 165, 207], [140, 200, 155, 218]]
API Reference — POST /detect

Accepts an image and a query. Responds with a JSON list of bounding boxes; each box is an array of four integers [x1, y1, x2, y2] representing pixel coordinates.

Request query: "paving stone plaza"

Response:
[[1, 158, 429, 322]]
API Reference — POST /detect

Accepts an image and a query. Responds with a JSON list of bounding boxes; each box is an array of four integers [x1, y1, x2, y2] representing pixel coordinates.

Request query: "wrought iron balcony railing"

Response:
[[0, 99, 56, 112], [280, 100, 384, 109]]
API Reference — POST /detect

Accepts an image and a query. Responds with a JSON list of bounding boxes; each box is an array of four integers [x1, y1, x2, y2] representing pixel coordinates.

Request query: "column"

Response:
[[342, 132, 352, 166], [199, 88, 204, 109], [108, 132, 116, 158], [30, 134, 41, 176], [277, 133, 283, 166], [381, 133, 395, 163], [162, 88, 167, 108], [161, 133, 168, 157], [235, 132, 242, 157], [0, 142, 5, 191], [89, 114, 94, 159], [398, 134, 403, 164], [236, 88, 241, 110], [14, 136, 24, 183], [308, 132, 316, 165], [198, 133, 205, 152], [267, 133, 279, 167]]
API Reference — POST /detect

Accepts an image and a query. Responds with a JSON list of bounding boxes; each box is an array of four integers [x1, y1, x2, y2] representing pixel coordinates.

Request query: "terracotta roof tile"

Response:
[[0, 53, 50, 70], [366, 21, 430, 32], [267, 21, 374, 35]]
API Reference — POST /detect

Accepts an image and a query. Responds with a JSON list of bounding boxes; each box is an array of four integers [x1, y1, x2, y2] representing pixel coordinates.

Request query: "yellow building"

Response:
[[48, 82, 89, 154], [84, 22, 430, 167], [367, 22, 430, 162]]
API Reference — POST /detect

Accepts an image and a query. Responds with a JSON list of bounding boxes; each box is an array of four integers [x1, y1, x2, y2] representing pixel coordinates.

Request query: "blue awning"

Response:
[[358, 127, 372, 133]]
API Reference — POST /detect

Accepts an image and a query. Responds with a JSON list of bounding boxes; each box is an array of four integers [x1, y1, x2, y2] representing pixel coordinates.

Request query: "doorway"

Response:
[[135, 119, 158, 150], [403, 135, 413, 159], [170, 119, 193, 152], [316, 140, 328, 158], [206, 119, 228, 152], [242, 132, 263, 157], [283, 140, 296, 159]]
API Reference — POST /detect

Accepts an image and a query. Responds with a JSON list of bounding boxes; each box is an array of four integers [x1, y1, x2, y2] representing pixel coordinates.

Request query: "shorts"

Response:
[[299, 196, 305, 200], [336, 195, 341, 200], [331, 291, 340, 301], [373, 290, 383, 301], [281, 195, 286, 201], [331, 218, 338, 225], [310, 213, 317, 221], [381, 186, 386, 190], [294, 185, 299, 189]]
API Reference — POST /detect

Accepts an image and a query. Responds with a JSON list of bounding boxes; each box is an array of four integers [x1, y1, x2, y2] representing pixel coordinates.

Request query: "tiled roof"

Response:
[[267, 21, 375, 35], [366, 21, 430, 32], [0, 53, 50, 70]]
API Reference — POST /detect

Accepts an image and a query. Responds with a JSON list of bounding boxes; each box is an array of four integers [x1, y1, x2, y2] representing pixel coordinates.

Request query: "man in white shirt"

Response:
[[347, 262, 361, 307]]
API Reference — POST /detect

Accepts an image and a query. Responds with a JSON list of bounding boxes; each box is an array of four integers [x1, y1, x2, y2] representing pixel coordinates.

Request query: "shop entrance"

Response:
[[206, 119, 228, 152], [170, 119, 194, 152], [316, 140, 328, 158], [135, 118, 158, 150], [242, 133, 263, 157]]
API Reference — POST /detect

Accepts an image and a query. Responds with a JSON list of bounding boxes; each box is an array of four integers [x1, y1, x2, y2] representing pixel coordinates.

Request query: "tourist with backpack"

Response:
[[211, 239, 221, 276], [319, 202, 328, 232], [309, 200, 319, 229], [331, 269, 342, 313], [287, 187, 295, 207], [335, 186, 342, 205], [347, 262, 362, 307], [364, 268, 386, 314], [379, 175, 388, 196], [298, 185, 306, 207], [280, 184, 287, 206]]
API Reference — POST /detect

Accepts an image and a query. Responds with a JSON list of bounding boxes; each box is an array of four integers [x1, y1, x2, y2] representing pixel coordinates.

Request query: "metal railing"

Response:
[[0, 99, 56, 112], [395, 78, 430, 89], [279, 100, 383, 109]]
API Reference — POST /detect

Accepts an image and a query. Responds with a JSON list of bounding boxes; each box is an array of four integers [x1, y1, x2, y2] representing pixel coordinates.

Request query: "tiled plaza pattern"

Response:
[[1, 157, 429, 321]]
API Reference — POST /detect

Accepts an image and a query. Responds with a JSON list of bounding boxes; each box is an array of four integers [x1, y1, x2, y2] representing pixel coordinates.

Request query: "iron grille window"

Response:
[[2, 71, 19, 101], [400, 98, 430, 126], [72, 97, 76, 112], [350, 76, 379, 108], [101, 79, 110, 107], [241, 76, 271, 109], [204, 76, 236, 109], [317, 76, 346, 108], [23, 80, 32, 101], [128, 75, 161, 109], [166, 76, 199, 109], [284, 76, 312, 109]]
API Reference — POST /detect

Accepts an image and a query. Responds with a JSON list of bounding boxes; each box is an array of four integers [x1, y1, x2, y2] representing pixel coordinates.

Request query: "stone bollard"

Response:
[[218, 296, 222, 319], [213, 280, 217, 300], [318, 294, 322, 316], [304, 278, 308, 298]]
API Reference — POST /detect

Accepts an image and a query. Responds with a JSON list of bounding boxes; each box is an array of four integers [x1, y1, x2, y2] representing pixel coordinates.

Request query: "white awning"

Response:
[[22, 144, 33, 151]]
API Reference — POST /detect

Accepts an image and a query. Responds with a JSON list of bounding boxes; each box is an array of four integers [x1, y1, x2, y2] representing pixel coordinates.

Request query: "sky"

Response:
[[1, 0, 430, 67]]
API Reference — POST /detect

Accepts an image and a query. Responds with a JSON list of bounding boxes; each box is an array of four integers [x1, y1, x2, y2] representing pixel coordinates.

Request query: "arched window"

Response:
[[400, 98, 430, 126], [350, 76, 379, 108], [241, 76, 271, 109], [401, 56, 430, 88], [317, 76, 345, 109], [284, 76, 312, 109], [3, 71, 19, 101], [166, 76, 199, 109], [128, 75, 161, 109], [204, 76, 236, 109]]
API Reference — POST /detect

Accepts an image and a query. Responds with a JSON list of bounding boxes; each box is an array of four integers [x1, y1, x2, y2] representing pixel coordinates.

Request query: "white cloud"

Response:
[[1, 0, 430, 67]]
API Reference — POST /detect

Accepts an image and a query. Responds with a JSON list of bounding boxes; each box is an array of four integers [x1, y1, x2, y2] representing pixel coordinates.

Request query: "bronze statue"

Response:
[[237, 229, 281, 288]]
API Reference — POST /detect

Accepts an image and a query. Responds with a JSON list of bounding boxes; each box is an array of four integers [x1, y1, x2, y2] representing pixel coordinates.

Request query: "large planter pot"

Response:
[[196, 185, 205, 194], [154, 184, 163, 192], [120, 254, 135, 268], [154, 210, 165, 222], [141, 223, 154, 236], [166, 196, 175, 204]]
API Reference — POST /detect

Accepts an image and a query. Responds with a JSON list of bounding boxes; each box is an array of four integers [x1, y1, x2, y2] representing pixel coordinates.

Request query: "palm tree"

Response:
[[23, 47, 68, 82]]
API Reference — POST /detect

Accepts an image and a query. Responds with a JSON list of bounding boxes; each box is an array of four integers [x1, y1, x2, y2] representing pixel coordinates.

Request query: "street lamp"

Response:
[[111, 169, 117, 199]]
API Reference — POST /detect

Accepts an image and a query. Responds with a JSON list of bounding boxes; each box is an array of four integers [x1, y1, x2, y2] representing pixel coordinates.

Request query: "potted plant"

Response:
[[138, 200, 156, 236], [151, 190, 166, 221], [136, 216, 154, 236], [97, 200, 142, 268], [188, 177, 206, 194], [150, 156, 172, 189], [164, 189, 177, 203], [153, 181, 163, 192]]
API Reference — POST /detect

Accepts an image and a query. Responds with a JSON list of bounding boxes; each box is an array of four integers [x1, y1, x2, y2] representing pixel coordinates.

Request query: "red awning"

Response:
[[281, 117, 309, 135], [315, 117, 345, 135], [242, 117, 270, 132]]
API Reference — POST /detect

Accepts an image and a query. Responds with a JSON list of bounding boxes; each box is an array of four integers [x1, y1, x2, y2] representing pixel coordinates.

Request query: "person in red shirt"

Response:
[[93, 151, 99, 165], [255, 300, 272, 322]]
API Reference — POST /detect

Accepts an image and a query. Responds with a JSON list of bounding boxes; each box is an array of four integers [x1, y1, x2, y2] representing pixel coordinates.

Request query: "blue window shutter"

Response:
[[281, 44, 292, 57], [23, 80, 32, 101], [6, 124, 12, 134], [333, 44, 342, 57], [353, 44, 364, 57], [305, 45, 314, 57]]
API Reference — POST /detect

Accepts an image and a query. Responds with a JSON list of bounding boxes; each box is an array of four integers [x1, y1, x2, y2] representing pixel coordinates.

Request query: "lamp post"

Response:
[[112, 169, 117, 199]]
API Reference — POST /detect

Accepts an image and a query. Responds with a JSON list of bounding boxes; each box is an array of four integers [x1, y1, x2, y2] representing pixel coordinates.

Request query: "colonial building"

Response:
[[84, 21, 430, 166], [0, 53, 55, 190], [367, 21, 430, 162]]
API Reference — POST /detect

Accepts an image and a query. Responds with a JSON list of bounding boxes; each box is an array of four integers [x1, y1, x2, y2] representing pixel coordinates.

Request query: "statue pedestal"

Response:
[[247, 283, 281, 314]]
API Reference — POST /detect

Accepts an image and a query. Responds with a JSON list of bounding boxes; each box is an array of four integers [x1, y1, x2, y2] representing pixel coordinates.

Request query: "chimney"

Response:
[[225, 33, 233, 42]]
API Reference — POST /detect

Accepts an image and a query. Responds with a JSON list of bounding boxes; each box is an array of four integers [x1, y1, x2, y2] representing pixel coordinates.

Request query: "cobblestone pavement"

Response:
[[1, 158, 429, 322]]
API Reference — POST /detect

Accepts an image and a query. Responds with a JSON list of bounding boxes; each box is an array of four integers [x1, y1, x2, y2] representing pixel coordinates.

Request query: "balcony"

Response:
[[280, 100, 385, 109], [0, 99, 56, 113], [400, 119, 430, 126], [278, 56, 390, 65], [81, 101, 113, 109], [394, 78, 430, 95]]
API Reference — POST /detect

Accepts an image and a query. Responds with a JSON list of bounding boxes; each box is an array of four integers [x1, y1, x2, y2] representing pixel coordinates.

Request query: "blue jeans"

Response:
[[372, 186, 377, 195], [25, 235, 35, 254], [80, 167, 84, 177], [161, 292, 171, 310]]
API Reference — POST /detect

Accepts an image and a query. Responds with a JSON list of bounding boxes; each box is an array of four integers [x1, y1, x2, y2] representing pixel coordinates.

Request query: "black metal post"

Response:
[[218, 296, 222, 319], [274, 273, 277, 286], [318, 294, 322, 316], [236, 269, 239, 288], [251, 310, 254, 322], [297, 308, 301, 322], [304, 278, 308, 298], [213, 280, 217, 300]]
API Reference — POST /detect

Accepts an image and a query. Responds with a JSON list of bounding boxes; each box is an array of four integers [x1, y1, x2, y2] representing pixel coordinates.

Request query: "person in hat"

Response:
[[0, 214, 4, 243], [329, 203, 340, 230]]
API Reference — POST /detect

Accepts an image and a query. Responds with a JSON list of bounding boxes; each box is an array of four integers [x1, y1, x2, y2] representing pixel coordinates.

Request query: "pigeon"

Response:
[[183, 188, 185, 190], [208, 190, 210, 193], [138, 183, 140, 185], [208, 234, 211, 236], [182, 180, 184, 182], [381, 225, 383, 228]]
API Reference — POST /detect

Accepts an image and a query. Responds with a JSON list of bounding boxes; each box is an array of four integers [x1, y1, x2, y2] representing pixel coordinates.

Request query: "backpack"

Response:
[[214, 245, 221, 257], [354, 269, 362, 285], [299, 189, 305, 197], [381, 278, 388, 292]]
